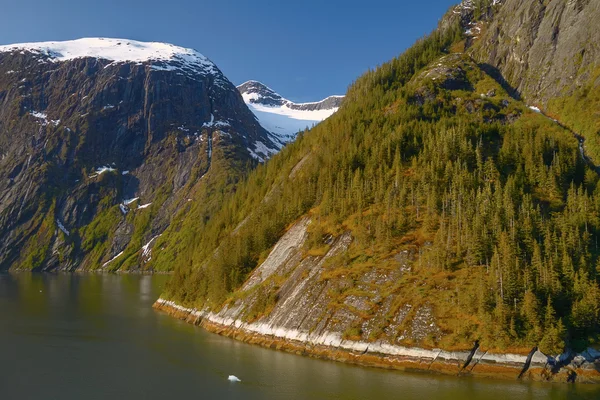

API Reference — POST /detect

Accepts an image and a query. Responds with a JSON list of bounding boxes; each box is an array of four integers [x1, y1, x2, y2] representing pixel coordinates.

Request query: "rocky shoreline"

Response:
[[154, 298, 600, 384]]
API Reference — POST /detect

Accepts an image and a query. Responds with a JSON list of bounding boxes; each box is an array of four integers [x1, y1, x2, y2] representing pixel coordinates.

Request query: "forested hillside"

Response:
[[160, 0, 600, 353]]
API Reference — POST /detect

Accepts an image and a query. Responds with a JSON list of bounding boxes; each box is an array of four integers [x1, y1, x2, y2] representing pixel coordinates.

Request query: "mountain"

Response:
[[0, 38, 278, 271], [157, 0, 600, 382], [237, 80, 343, 145], [470, 0, 600, 161]]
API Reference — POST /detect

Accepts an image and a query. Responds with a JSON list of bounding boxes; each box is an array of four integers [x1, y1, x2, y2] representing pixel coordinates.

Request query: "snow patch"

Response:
[[30, 111, 48, 120], [142, 235, 161, 257], [56, 219, 70, 236], [102, 251, 124, 267], [202, 113, 231, 129], [247, 140, 277, 162], [239, 83, 341, 145], [89, 166, 117, 178], [528, 105, 542, 113], [29, 111, 59, 126]]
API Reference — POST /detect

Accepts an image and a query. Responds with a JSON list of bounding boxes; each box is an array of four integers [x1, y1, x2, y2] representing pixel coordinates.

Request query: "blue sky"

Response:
[[0, 0, 458, 102]]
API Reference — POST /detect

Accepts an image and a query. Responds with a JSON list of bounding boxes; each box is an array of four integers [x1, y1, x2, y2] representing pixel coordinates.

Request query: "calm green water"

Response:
[[1, 273, 599, 400]]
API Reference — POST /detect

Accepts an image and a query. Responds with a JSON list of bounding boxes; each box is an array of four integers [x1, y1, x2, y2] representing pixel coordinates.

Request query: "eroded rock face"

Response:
[[0, 40, 276, 271], [472, 0, 600, 106], [193, 218, 441, 348], [154, 217, 600, 382]]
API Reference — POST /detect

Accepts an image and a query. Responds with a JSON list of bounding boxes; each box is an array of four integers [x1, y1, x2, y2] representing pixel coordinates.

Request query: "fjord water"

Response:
[[1, 274, 598, 400]]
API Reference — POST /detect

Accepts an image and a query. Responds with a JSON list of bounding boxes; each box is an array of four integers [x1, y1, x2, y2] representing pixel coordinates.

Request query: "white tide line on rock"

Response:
[[155, 298, 583, 368]]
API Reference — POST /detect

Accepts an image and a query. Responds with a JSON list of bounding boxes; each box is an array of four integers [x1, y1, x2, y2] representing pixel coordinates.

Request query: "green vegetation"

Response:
[[159, 16, 600, 353], [19, 204, 55, 270], [547, 66, 600, 163]]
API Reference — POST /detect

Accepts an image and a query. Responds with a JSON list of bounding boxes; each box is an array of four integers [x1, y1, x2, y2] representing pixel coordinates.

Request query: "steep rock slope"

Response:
[[237, 80, 343, 145], [160, 0, 600, 382], [448, 0, 600, 161], [0, 38, 277, 271], [472, 0, 600, 105]]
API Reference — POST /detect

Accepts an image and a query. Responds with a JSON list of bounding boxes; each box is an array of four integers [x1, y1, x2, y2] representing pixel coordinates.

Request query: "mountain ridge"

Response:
[[237, 80, 344, 110], [237, 80, 343, 146], [0, 37, 276, 271]]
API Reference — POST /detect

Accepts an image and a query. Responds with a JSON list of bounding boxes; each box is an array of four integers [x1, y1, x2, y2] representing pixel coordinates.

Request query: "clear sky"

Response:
[[0, 0, 459, 102]]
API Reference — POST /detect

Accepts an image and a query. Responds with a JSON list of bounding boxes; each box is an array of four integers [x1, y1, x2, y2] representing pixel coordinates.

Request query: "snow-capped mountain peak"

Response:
[[238, 80, 286, 107], [0, 38, 221, 77], [237, 80, 344, 145]]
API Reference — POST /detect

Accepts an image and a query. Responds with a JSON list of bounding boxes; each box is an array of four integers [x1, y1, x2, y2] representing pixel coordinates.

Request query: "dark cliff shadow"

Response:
[[122, 174, 140, 202], [550, 351, 576, 375], [478, 63, 521, 101], [518, 346, 538, 379], [459, 340, 480, 374]]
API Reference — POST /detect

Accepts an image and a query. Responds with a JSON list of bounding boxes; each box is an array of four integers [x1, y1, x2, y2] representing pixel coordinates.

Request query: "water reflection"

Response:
[[1, 272, 599, 400]]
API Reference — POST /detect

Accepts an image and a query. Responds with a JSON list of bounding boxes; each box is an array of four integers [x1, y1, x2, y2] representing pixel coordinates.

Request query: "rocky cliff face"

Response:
[[0, 38, 277, 271], [444, 0, 600, 159], [472, 0, 600, 106]]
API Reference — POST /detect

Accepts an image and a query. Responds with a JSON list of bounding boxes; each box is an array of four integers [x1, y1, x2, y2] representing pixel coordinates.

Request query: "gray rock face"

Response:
[[199, 217, 441, 346], [237, 80, 286, 107], [0, 41, 275, 270], [469, 0, 600, 106]]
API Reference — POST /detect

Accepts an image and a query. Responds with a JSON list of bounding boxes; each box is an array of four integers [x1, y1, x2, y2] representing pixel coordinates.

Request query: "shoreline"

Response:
[[5, 269, 173, 275], [153, 298, 600, 384]]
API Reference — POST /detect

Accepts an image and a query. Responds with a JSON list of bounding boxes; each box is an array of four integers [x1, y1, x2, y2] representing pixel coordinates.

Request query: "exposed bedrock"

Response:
[[155, 218, 600, 383]]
